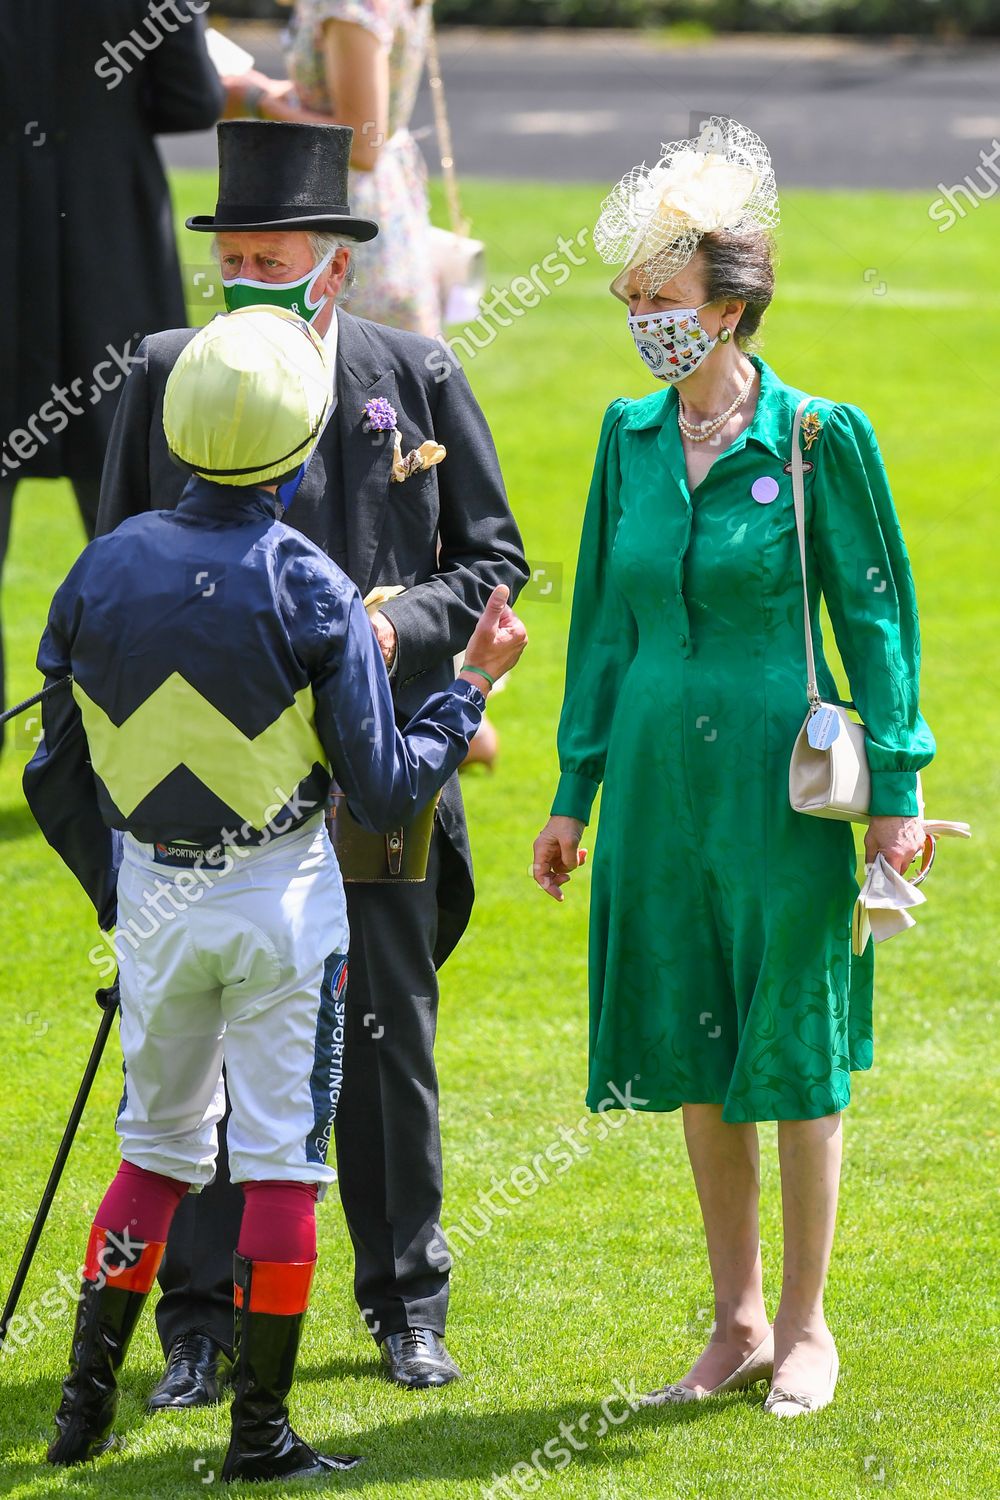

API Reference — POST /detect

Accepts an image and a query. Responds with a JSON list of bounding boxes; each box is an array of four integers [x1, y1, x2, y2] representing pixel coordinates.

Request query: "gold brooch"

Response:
[[801, 412, 823, 450]]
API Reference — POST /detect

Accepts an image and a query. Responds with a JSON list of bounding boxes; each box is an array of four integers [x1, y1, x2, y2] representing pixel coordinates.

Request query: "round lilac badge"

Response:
[[751, 475, 780, 505]]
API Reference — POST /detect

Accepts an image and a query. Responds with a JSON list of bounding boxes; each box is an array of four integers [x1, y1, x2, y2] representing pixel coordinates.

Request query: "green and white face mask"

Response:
[[222, 248, 336, 323]]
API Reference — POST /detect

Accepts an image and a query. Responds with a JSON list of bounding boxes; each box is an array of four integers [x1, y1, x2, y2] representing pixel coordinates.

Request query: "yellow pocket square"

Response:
[[391, 433, 447, 483]]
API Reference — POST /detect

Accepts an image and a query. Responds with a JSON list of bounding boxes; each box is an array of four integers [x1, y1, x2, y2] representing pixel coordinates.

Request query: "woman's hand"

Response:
[[864, 815, 926, 874], [533, 816, 587, 901], [221, 74, 251, 119], [221, 70, 291, 120]]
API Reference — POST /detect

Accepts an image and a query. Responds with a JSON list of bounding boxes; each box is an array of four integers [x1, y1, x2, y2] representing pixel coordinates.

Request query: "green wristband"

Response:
[[461, 663, 495, 688]]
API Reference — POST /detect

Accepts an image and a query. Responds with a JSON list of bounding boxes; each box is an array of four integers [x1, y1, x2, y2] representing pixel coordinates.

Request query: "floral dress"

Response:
[[550, 358, 935, 1124], [286, 0, 439, 335]]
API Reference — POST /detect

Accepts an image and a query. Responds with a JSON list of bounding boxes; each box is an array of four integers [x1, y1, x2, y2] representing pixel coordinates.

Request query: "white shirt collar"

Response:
[[311, 306, 338, 421]]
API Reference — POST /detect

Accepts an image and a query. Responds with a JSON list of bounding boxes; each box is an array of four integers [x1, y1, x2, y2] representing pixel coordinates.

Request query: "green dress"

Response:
[[550, 357, 935, 1123]]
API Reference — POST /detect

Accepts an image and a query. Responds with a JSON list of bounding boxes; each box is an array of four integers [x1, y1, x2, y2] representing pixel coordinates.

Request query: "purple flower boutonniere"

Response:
[[363, 397, 398, 432], [362, 397, 447, 484]]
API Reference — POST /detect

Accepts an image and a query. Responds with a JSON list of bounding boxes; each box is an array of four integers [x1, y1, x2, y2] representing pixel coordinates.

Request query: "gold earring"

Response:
[[718, 327, 732, 344]]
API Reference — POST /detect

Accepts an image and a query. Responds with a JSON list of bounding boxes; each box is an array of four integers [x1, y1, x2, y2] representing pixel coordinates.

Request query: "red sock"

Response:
[[237, 1181, 318, 1263], [94, 1159, 188, 1243], [85, 1160, 188, 1292]]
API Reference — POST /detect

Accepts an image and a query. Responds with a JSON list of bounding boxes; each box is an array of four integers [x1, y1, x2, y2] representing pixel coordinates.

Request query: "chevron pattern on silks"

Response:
[[72, 675, 327, 828]]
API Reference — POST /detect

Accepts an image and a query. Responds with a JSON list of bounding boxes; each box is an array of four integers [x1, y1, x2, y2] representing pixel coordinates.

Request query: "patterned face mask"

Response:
[[627, 301, 717, 382], [223, 249, 336, 324]]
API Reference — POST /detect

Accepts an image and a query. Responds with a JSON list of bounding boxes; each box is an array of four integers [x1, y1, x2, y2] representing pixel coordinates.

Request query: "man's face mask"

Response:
[[222, 248, 336, 324]]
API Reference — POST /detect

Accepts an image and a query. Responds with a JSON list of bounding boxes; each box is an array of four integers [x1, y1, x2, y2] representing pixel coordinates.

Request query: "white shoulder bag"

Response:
[[787, 400, 971, 854], [787, 397, 872, 823]]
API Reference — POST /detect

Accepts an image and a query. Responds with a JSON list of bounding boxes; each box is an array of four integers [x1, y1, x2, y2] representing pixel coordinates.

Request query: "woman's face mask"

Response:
[[223, 248, 336, 324], [627, 300, 717, 382]]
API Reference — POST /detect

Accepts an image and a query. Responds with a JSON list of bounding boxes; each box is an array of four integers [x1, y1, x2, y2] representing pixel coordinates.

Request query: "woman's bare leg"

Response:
[[675, 1103, 771, 1390], [772, 1112, 842, 1394]]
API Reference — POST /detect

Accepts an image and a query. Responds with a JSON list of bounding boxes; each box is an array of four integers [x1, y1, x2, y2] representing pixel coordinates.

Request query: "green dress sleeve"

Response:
[[810, 402, 935, 818], [550, 398, 638, 825]]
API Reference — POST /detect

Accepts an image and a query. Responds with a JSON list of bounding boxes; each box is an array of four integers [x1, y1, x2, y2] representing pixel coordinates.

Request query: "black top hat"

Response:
[[186, 121, 379, 241]]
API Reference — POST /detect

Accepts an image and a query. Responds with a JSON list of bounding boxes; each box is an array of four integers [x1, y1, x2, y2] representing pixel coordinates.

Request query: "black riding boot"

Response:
[[222, 1254, 363, 1482], [47, 1231, 163, 1466]]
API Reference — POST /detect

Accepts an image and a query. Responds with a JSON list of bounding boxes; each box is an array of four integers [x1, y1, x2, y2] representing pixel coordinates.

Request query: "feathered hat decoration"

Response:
[[595, 116, 780, 301]]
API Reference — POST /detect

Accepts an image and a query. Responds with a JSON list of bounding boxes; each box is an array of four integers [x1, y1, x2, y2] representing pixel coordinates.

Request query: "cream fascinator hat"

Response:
[[595, 116, 780, 302]]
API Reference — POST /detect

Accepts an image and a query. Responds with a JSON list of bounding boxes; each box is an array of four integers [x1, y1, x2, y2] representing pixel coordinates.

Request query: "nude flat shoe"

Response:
[[641, 1329, 775, 1406], [763, 1349, 839, 1418]]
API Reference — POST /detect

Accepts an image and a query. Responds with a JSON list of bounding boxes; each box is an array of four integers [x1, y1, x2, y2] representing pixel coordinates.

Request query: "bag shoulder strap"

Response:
[[425, 15, 468, 237], [791, 396, 820, 709]]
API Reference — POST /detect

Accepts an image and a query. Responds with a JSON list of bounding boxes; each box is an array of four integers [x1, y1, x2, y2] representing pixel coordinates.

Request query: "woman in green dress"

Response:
[[532, 119, 934, 1417]]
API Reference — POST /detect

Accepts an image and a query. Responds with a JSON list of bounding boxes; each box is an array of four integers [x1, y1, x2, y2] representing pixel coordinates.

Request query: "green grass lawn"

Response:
[[0, 173, 998, 1498]]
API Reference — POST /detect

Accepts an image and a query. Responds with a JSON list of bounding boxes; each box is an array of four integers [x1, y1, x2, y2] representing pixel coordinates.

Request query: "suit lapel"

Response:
[[293, 423, 332, 516], [335, 310, 398, 594]]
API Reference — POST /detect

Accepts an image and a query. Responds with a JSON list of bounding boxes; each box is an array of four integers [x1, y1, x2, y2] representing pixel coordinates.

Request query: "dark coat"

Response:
[[0, 0, 222, 482], [96, 307, 530, 961]]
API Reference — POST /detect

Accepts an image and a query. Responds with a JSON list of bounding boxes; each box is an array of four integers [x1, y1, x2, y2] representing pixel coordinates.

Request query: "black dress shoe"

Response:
[[380, 1329, 461, 1389], [148, 1332, 231, 1411]]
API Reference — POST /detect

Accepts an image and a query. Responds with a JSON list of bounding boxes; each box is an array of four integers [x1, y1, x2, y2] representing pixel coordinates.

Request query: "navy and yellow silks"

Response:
[[23, 475, 486, 928]]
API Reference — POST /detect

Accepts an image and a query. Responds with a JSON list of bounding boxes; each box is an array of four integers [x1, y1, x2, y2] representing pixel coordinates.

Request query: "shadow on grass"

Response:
[[298, 1354, 382, 1383], [0, 1371, 737, 1492], [0, 799, 40, 845]]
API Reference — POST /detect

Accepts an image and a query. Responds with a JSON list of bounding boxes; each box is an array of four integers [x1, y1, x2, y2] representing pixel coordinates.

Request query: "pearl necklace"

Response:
[[678, 368, 756, 444]]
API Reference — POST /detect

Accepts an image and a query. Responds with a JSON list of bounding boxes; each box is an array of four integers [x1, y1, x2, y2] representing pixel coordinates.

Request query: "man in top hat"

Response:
[[96, 120, 529, 1400]]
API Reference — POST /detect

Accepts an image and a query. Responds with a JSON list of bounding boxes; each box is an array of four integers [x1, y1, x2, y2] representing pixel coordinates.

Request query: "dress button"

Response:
[[677, 633, 688, 647]]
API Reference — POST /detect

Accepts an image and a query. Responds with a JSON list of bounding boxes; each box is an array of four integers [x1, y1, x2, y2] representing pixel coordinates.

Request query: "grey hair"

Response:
[[307, 231, 358, 297], [697, 228, 776, 349]]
